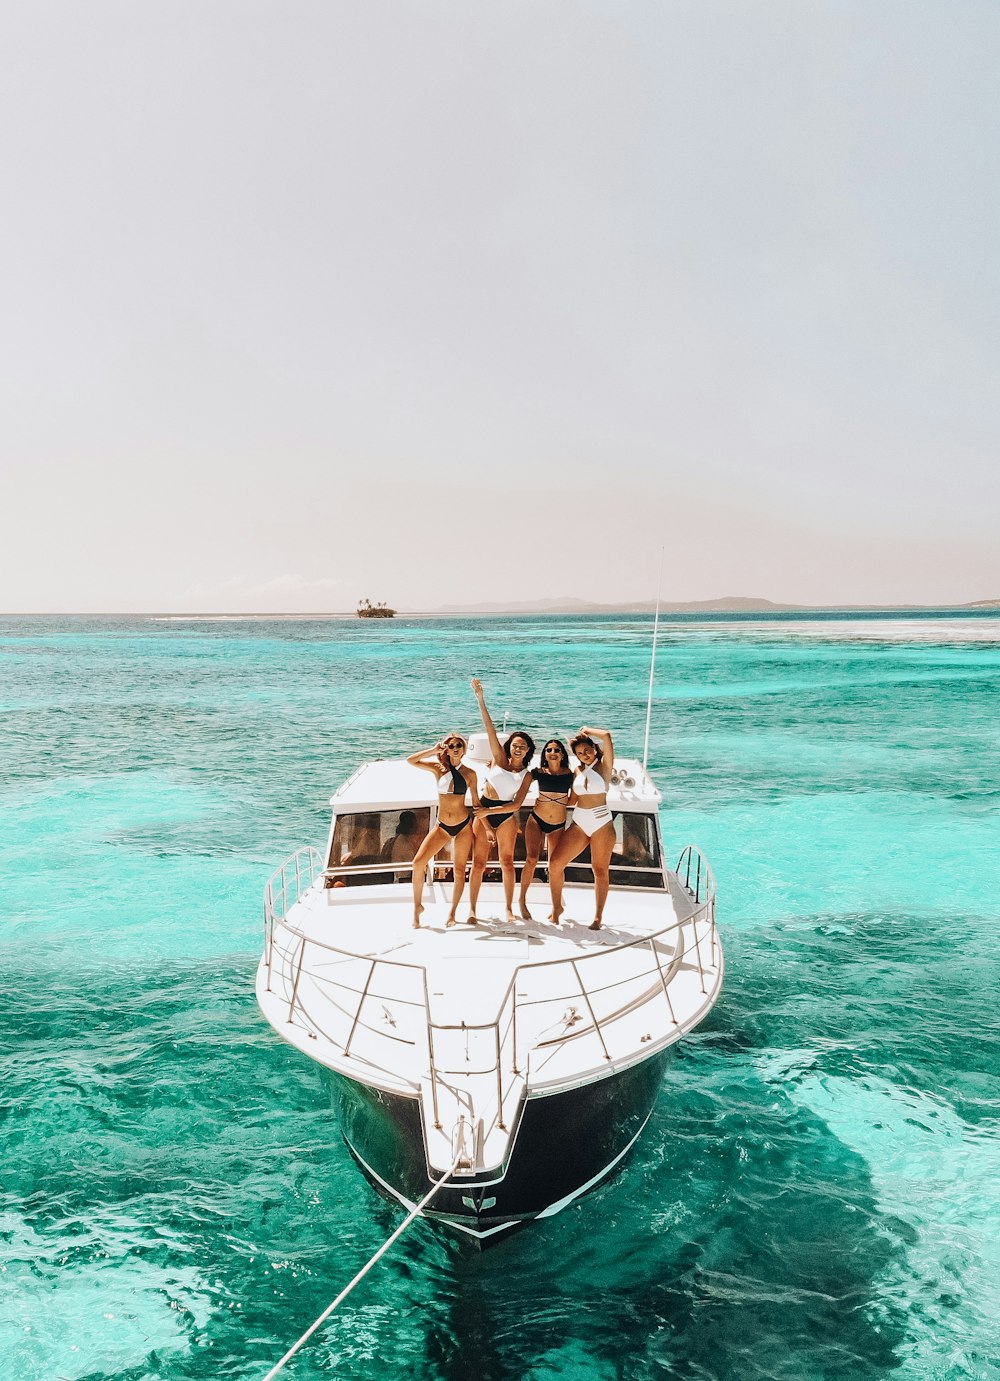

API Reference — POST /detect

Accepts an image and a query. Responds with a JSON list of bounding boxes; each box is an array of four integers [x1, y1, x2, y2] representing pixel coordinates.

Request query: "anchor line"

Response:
[[261, 1150, 465, 1380]]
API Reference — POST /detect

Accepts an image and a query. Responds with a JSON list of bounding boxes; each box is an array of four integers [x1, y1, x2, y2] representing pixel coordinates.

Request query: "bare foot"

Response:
[[548, 911, 562, 926], [466, 914, 479, 925], [519, 903, 533, 921], [446, 916, 457, 928], [589, 920, 603, 930], [413, 905, 423, 929], [505, 909, 517, 924]]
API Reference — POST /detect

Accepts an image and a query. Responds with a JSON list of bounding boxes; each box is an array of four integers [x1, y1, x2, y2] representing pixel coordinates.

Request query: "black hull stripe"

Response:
[[344, 1107, 654, 1241]]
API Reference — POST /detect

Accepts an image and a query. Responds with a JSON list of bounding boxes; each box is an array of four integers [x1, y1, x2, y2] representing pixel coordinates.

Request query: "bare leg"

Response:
[[587, 823, 616, 929], [447, 824, 474, 924], [412, 828, 446, 927], [519, 816, 542, 919], [467, 820, 493, 922], [547, 823, 588, 925], [495, 816, 520, 922]]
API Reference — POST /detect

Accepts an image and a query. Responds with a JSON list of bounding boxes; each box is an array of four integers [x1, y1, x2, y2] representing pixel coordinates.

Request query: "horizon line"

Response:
[[2, 601, 999, 618]]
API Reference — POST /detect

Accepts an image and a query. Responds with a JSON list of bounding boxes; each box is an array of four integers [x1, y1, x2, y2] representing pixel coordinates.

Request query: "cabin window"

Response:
[[567, 811, 664, 889], [326, 808, 431, 886], [471, 810, 664, 888]]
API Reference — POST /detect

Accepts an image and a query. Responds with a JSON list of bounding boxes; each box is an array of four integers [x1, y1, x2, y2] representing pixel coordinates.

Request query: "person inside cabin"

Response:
[[467, 678, 536, 925], [340, 813, 383, 867], [382, 810, 423, 865], [518, 738, 574, 920], [547, 726, 616, 929], [406, 735, 482, 928]]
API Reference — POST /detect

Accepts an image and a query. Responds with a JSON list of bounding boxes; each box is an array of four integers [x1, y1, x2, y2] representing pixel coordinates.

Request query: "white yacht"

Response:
[[256, 734, 723, 1244]]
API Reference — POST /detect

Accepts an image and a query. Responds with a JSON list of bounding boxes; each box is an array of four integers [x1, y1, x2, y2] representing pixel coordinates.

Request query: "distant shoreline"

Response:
[[3, 601, 999, 620]]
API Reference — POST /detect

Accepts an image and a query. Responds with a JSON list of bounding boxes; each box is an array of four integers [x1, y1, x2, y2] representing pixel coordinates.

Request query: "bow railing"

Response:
[[262, 843, 718, 1174]]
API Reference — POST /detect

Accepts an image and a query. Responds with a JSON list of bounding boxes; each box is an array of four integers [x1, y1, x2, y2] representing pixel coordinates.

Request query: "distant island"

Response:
[[357, 598, 396, 619], [431, 596, 801, 615], [425, 596, 1000, 615]]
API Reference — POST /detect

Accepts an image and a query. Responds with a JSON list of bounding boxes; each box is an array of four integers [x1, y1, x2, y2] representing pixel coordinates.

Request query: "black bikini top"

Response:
[[438, 765, 468, 796], [531, 769, 575, 792]]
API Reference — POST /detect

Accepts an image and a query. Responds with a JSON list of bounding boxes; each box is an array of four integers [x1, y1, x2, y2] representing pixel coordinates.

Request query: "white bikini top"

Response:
[[484, 765, 526, 799], [574, 764, 606, 794]]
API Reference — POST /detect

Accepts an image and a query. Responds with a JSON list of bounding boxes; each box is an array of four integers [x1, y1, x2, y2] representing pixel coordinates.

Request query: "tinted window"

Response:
[[567, 811, 664, 889], [326, 808, 430, 886]]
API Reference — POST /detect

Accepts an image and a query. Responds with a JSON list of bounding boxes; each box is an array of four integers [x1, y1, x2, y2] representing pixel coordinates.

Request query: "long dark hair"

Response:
[[570, 733, 603, 765], [503, 730, 536, 767], [540, 738, 570, 772]]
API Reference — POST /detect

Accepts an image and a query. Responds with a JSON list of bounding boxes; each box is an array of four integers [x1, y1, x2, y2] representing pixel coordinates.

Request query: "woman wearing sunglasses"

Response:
[[468, 678, 536, 924], [547, 726, 616, 929], [406, 734, 482, 928], [518, 738, 574, 920]]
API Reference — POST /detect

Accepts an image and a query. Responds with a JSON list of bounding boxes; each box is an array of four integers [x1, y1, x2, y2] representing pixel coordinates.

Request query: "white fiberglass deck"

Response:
[[257, 868, 721, 1177]]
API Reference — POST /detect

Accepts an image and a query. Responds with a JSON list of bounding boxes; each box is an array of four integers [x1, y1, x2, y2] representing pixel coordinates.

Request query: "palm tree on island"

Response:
[[357, 598, 396, 619]]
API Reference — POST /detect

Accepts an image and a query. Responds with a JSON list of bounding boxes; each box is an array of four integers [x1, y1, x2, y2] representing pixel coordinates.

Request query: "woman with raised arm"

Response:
[[406, 734, 482, 928], [467, 678, 535, 924], [547, 726, 616, 930], [518, 739, 574, 920]]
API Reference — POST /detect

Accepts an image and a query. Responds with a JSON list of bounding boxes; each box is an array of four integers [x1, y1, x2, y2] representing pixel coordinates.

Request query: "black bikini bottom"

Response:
[[481, 798, 514, 831], [440, 814, 472, 837], [531, 811, 565, 834]]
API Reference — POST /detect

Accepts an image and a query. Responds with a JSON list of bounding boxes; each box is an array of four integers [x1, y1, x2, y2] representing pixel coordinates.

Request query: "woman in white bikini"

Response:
[[547, 726, 615, 929], [467, 678, 535, 924], [406, 734, 482, 928]]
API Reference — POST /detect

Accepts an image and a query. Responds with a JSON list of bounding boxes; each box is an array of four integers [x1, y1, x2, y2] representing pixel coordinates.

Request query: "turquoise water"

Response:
[[2, 612, 998, 1381]]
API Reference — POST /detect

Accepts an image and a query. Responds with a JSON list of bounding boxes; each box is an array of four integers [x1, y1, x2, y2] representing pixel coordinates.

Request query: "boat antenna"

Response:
[[642, 547, 664, 775]]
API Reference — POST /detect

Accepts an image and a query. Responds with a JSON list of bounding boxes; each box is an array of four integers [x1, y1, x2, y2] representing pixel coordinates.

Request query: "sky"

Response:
[[1, 0, 997, 612]]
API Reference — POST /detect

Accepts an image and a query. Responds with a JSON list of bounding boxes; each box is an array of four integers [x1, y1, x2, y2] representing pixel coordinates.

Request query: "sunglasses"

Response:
[[445, 740, 465, 750]]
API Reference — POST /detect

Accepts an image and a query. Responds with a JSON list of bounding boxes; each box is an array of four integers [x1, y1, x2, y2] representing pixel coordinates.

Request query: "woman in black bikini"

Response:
[[407, 735, 482, 928], [518, 739, 574, 920], [468, 678, 536, 924]]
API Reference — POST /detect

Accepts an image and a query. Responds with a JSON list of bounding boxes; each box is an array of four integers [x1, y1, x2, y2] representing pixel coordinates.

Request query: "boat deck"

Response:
[[261, 872, 712, 1055], [257, 873, 720, 1175]]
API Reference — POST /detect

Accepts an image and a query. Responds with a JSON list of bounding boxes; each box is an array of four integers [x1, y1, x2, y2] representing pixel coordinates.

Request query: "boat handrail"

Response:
[[265, 841, 714, 1009], [264, 846, 712, 986], [263, 843, 718, 1146], [674, 843, 715, 906], [263, 845, 324, 976], [481, 865, 717, 1056]]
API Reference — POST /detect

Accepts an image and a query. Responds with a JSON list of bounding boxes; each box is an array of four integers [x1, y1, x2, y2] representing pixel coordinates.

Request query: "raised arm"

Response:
[[407, 745, 445, 778], [471, 677, 508, 767], [581, 725, 615, 784]]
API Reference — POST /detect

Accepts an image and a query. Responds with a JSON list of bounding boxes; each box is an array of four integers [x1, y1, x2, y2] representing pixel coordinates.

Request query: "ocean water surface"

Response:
[[1, 612, 998, 1380]]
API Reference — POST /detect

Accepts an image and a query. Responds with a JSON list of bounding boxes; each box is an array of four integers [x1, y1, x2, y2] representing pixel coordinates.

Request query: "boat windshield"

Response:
[[324, 807, 664, 889], [326, 807, 431, 886], [570, 810, 665, 889]]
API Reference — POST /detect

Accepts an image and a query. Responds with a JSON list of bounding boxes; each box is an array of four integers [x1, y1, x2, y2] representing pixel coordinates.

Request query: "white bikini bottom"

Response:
[[573, 803, 612, 838]]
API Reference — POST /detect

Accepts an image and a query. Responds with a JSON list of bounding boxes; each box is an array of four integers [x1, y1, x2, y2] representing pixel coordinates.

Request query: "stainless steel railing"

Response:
[[263, 846, 323, 985], [262, 842, 718, 1159]]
